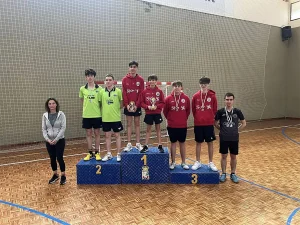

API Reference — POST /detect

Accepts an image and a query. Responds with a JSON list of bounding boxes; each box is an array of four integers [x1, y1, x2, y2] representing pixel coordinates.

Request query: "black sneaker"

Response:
[[49, 174, 59, 184], [60, 175, 66, 185], [140, 145, 148, 153], [158, 145, 164, 153]]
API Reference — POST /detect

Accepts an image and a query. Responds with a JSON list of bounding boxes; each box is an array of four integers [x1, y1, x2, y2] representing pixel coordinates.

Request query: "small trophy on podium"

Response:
[[150, 97, 156, 110], [129, 101, 136, 112], [142, 165, 150, 180]]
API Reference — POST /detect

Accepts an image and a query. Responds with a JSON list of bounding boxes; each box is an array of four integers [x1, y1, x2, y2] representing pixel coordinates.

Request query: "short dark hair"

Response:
[[45, 98, 60, 113], [105, 73, 114, 80], [148, 74, 158, 81], [224, 92, 235, 99], [172, 80, 183, 87], [85, 69, 96, 77], [199, 76, 210, 84], [129, 61, 138, 67]]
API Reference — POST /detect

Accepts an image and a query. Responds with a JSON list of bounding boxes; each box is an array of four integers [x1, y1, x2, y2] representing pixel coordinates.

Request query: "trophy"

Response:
[[150, 97, 156, 110], [129, 101, 136, 112], [142, 165, 150, 180]]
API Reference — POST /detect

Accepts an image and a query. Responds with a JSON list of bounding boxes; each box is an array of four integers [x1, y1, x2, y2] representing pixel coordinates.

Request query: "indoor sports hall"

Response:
[[0, 0, 299, 224]]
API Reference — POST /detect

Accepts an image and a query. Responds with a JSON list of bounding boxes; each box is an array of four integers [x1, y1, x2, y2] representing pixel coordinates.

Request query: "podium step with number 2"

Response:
[[77, 157, 121, 184]]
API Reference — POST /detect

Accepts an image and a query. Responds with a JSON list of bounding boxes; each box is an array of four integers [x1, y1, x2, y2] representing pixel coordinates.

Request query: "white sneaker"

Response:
[[208, 162, 218, 171], [191, 161, 202, 170], [136, 143, 143, 151], [117, 153, 121, 162], [181, 163, 189, 170], [124, 143, 132, 152], [102, 153, 112, 161], [169, 162, 176, 170]]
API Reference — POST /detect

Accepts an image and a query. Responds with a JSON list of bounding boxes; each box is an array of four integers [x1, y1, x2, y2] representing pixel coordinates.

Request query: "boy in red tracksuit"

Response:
[[192, 77, 218, 172], [163, 81, 190, 170], [122, 61, 145, 152], [139, 74, 165, 153]]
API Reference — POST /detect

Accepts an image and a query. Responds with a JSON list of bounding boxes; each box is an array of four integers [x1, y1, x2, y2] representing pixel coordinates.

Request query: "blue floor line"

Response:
[[0, 200, 70, 225], [282, 127, 300, 145], [287, 207, 300, 225]]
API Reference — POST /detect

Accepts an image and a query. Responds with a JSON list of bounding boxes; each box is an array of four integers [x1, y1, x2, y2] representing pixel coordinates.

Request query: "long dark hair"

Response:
[[45, 98, 60, 113]]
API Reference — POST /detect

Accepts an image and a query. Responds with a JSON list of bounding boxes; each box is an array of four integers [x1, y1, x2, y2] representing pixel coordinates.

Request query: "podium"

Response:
[[169, 164, 219, 184], [76, 147, 220, 185], [121, 147, 169, 184], [77, 157, 121, 184]]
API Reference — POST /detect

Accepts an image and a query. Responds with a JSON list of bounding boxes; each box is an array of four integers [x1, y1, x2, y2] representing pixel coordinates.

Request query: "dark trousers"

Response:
[[46, 138, 66, 172]]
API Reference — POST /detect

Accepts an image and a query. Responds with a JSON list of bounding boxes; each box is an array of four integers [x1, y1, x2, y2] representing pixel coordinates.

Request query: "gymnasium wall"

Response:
[[0, 0, 290, 146], [287, 26, 300, 118], [290, 0, 300, 28], [145, 0, 289, 27]]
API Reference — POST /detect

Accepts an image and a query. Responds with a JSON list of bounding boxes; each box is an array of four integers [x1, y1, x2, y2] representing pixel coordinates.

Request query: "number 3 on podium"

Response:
[[191, 174, 198, 184], [141, 155, 147, 166]]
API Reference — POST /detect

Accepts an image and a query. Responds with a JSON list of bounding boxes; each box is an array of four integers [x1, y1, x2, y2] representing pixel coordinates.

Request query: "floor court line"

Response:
[[287, 207, 300, 225], [282, 127, 300, 145], [1, 124, 299, 166], [0, 199, 70, 225]]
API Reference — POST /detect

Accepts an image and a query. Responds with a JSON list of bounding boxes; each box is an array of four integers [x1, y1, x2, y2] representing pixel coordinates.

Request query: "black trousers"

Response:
[[46, 138, 66, 172]]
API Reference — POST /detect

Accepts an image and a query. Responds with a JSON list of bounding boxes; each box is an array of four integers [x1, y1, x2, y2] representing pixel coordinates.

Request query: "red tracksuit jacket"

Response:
[[122, 74, 145, 107], [163, 91, 190, 128], [140, 86, 165, 114], [192, 90, 217, 126]]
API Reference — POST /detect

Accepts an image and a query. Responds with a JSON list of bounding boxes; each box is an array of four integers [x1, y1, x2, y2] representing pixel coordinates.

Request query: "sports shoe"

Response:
[[208, 162, 218, 171], [60, 175, 66, 185], [169, 162, 176, 170], [83, 153, 93, 161], [230, 173, 239, 183], [140, 145, 148, 153], [124, 143, 132, 152], [136, 143, 143, 151], [117, 153, 121, 162], [95, 152, 101, 161], [191, 161, 202, 170], [102, 153, 113, 161], [219, 173, 226, 182], [158, 145, 164, 153], [181, 163, 189, 170], [49, 174, 59, 184]]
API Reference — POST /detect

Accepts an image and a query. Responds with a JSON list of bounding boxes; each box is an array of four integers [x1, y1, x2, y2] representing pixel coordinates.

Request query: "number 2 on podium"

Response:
[[141, 155, 147, 166], [96, 165, 102, 174]]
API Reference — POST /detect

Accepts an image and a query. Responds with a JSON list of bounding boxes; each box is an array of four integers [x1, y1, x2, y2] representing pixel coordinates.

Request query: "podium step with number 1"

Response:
[[121, 147, 169, 184]]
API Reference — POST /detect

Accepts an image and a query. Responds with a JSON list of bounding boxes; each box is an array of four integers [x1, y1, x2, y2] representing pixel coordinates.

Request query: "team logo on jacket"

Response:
[[233, 114, 237, 118], [181, 99, 185, 103], [136, 82, 140, 86], [156, 92, 160, 96], [207, 97, 211, 102]]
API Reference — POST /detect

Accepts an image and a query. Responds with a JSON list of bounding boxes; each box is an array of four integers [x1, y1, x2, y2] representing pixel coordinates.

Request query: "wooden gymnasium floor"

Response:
[[0, 119, 299, 225]]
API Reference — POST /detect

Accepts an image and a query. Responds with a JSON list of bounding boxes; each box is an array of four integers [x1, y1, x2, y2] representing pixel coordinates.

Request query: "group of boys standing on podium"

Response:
[[80, 61, 247, 183]]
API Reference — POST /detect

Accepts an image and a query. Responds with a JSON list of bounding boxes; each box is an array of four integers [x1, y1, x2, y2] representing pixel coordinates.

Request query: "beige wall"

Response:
[[290, 0, 300, 28], [0, 0, 292, 146], [146, 0, 289, 27], [287, 27, 300, 117]]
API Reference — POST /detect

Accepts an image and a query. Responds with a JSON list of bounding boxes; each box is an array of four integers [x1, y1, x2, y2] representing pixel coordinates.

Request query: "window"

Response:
[[291, 1, 300, 21]]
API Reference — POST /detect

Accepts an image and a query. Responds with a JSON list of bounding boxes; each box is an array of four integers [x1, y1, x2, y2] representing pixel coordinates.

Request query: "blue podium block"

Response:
[[77, 157, 121, 184], [169, 164, 219, 184], [121, 147, 169, 184]]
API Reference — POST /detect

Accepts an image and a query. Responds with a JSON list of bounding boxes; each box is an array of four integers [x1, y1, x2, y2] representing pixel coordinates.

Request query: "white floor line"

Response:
[[1, 124, 299, 167]]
